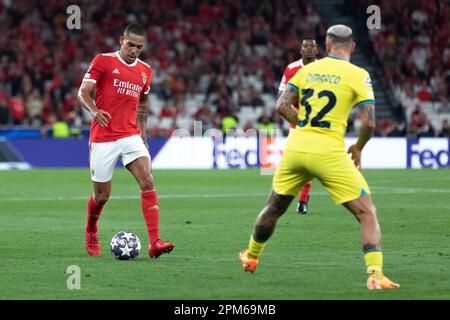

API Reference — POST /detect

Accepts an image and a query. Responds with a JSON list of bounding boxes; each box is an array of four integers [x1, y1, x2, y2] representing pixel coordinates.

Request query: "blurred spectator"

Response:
[[388, 122, 407, 137], [420, 120, 436, 137], [52, 118, 70, 139], [409, 105, 428, 137], [26, 89, 43, 126], [0, 91, 12, 126], [9, 96, 26, 125], [416, 80, 432, 102], [258, 111, 275, 137], [221, 110, 239, 135], [194, 103, 215, 133], [438, 119, 450, 137], [175, 105, 193, 133]]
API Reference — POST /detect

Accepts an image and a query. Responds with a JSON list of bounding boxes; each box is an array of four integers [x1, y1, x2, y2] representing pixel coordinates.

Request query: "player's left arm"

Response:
[[348, 103, 375, 169], [276, 86, 298, 125], [137, 93, 149, 149]]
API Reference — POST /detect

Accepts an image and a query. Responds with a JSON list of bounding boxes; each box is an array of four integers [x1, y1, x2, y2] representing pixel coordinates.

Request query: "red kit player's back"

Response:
[[83, 51, 152, 142]]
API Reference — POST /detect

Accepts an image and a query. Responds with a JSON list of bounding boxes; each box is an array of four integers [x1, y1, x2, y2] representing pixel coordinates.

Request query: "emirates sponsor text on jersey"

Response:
[[113, 79, 143, 98]]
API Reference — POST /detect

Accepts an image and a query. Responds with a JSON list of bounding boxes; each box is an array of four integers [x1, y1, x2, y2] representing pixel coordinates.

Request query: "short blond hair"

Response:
[[326, 24, 353, 46]]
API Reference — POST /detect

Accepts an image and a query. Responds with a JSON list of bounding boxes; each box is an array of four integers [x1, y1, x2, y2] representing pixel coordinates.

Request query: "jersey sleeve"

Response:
[[352, 69, 376, 107], [287, 68, 303, 93], [83, 55, 104, 84], [142, 67, 152, 95], [278, 66, 289, 93]]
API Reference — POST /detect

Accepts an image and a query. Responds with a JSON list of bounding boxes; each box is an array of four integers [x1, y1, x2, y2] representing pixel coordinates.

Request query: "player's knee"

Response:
[[267, 195, 291, 215], [139, 175, 154, 191], [356, 204, 377, 220], [94, 192, 110, 206]]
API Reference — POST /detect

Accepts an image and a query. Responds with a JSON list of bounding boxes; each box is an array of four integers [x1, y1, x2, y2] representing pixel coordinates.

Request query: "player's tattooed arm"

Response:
[[277, 90, 284, 99], [348, 103, 375, 169], [137, 93, 149, 147], [275, 86, 299, 126], [355, 103, 376, 151]]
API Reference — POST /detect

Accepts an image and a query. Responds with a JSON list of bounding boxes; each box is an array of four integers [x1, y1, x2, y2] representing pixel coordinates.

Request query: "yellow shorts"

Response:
[[272, 149, 370, 204]]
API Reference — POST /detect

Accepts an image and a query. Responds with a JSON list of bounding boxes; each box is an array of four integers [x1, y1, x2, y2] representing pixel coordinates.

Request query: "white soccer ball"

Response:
[[110, 231, 141, 260]]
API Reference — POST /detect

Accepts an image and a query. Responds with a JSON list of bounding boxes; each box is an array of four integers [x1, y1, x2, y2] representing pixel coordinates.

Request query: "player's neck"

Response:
[[328, 49, 350, 61], [302, 57, 315, 65], [117, 50, 133, 65]]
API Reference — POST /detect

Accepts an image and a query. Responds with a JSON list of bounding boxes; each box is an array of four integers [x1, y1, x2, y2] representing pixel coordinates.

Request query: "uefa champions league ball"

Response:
[[110, 231, 141, 260]]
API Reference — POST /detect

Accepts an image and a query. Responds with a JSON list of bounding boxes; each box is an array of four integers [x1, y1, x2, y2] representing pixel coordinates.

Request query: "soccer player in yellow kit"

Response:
[[239, 25, 399, 290]]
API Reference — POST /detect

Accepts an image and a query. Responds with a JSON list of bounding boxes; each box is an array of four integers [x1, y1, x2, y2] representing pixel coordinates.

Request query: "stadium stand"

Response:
[[0, 0, 448, 138]]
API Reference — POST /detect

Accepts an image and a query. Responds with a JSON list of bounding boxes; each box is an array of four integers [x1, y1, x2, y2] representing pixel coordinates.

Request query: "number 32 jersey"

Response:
[[287, 56, 375, 154]]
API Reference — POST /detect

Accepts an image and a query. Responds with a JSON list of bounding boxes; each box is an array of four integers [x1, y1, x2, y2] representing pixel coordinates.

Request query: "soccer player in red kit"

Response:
[[278, 38, 318, 214], [78, 23, 174, 258]]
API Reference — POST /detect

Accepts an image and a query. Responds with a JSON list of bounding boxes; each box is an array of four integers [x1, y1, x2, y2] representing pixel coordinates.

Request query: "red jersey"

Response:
[[83, 51, 152, 142], [278, 59, 305, 129]]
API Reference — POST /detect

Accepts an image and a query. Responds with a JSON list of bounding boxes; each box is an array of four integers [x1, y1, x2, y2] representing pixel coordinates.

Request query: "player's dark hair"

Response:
[[124, 23, 147, 38], [302, 38, 316, 45]]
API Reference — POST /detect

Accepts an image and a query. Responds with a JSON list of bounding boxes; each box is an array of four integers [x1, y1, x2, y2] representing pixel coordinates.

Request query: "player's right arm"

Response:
[[78, 55, 112, 127], [78, 81, 111, 127], [275, 86, 298, 126], [277, 66, 289, 98]]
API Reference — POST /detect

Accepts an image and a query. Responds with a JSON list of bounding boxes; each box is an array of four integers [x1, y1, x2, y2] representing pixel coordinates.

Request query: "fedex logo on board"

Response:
[[211, 137, 285, 170], [407, 138, 450, 168]]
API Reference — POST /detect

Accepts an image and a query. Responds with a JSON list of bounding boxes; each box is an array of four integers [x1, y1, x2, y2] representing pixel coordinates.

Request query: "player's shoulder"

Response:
[[100, 52, 116, 57], [91, 52, 116, 64], [96, 52, 117, 59], [286, 59, 303, 70], [137, 58, 152, 73]]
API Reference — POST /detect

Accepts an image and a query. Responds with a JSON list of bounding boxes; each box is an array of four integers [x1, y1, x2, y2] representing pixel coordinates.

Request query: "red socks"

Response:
[[86, 191, 160, 243], [86, 195, 104, 233], [299, 181, 312, 203], [141, 190, 159, 243]]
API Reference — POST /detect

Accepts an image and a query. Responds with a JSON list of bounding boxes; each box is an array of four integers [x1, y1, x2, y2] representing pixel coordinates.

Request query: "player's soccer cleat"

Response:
[[148, 239, 174, 258], [297, 195, 309, 214], [85, 231, 101, 256], [297, 201, 308, 214], [367, 271, 400, 290], [239, 250, 259, 273]]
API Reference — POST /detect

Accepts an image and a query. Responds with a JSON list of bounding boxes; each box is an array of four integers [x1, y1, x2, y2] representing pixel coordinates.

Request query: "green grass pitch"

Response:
[[0, 168, 449, 300]]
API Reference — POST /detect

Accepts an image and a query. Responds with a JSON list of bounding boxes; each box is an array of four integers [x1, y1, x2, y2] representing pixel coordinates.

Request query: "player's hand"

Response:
[[91, 108, 112, 127], [347, 144, 361, 169]]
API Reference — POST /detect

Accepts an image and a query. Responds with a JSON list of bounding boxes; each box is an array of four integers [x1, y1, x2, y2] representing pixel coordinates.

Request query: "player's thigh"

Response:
[[314, 153, 370, 205], [119, 135, 151, 170], [272, 150, 314, 197], [89, 141, 121, 182]]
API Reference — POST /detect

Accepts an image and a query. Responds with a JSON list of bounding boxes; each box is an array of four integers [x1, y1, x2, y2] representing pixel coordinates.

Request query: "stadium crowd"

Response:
[[352, 0, 450, 137], [0, 0, 449, 138]]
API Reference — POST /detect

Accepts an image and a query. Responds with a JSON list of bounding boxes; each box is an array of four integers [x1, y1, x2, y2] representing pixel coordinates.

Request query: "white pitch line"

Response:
[[0, 186, 448, 202], [0, 192, 271, 202]]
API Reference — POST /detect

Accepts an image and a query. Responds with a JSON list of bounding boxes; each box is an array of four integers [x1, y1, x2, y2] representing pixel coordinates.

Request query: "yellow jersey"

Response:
[[286, 56, 375, 154]]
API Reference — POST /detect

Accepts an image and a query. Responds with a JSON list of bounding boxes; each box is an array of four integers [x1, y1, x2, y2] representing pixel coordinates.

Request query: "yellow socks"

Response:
[[364, 251, 383, 275], [247, 235, 266, 259]]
